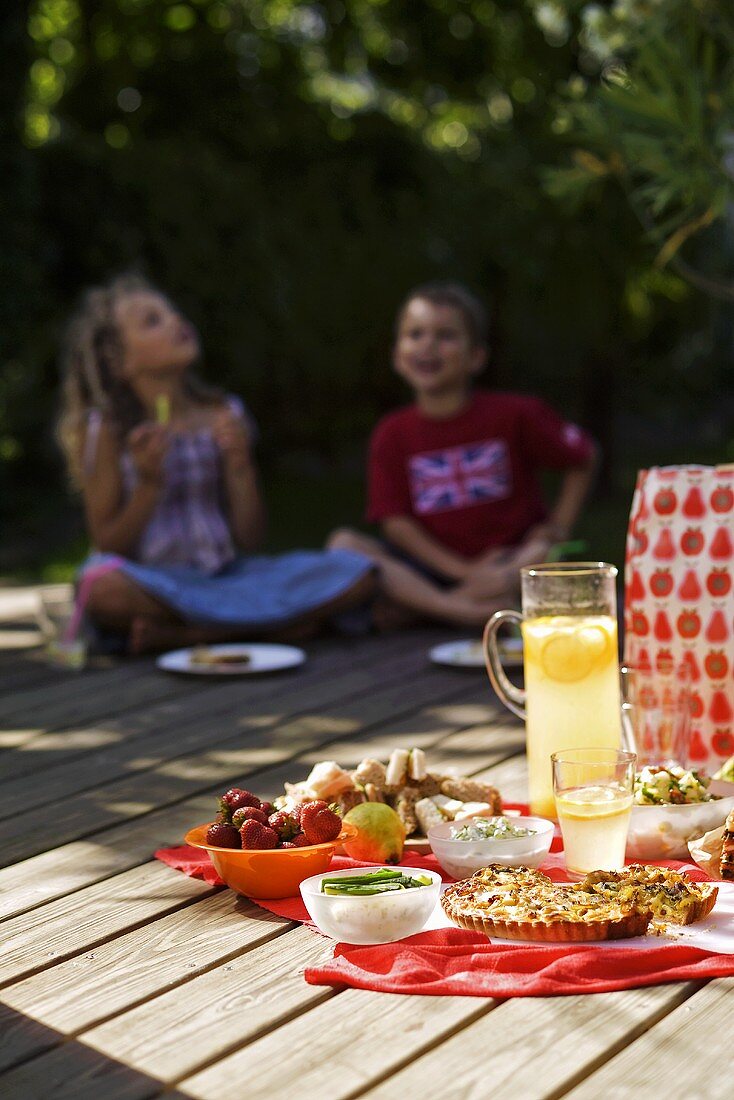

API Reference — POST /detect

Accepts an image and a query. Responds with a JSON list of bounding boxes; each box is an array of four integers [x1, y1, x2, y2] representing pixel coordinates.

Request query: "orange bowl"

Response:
[[185, 822, 358, 899]]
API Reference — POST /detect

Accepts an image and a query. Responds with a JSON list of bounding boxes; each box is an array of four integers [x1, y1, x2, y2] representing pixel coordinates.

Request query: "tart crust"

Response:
[[442, 905, 651, 942]]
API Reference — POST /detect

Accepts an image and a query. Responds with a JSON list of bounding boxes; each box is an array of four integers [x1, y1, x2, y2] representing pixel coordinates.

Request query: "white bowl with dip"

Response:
[[299, 866, 441, 944], [428, 815, 555, 879]]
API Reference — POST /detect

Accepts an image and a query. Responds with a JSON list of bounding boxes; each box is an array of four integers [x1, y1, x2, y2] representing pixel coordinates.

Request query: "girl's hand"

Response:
[[213, 408, 253, 471], [127, 422, 169, 485]]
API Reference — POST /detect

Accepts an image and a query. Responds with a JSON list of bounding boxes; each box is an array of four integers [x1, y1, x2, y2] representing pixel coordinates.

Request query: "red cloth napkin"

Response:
[[305, 930, 734, 997], [155, 805, 734, 997]]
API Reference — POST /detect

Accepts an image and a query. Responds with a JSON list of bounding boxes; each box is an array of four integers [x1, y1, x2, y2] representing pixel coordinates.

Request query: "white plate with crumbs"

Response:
[[429, 637, 523, 669], [157, 643, 306, 676]]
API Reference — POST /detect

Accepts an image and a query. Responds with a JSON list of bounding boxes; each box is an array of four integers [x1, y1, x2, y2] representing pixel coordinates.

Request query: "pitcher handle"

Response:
[[484, 610, 526, 720], [619, 667, 636, 755], [620, 703, 635, 754]]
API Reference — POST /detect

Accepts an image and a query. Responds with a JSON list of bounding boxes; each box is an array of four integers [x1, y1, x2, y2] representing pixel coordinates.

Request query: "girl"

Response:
[[58, 274, 375, 654]]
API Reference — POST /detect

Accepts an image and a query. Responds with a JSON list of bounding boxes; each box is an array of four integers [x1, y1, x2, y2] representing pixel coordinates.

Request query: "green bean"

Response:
[[320, 869, 403, 888], [322, 882, 406, 896]]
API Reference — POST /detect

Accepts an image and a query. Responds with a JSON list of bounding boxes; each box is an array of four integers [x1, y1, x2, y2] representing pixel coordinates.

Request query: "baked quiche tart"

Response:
[[441, 865, 718, 942], [441, 866, 651, 942], [581, 866, 718, 925], [721, 810, 734, 881]]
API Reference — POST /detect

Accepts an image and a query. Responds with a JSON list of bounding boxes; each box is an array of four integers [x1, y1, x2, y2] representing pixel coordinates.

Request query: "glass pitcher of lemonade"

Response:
[[484, 563, 623, 818]]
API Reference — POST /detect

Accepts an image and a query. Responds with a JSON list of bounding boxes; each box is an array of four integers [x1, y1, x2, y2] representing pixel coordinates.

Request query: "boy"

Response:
[[329, 282, 598, 625]]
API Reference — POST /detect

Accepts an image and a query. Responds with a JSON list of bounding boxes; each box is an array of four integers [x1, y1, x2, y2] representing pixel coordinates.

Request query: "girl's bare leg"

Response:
[[85, 570, 177, 631]]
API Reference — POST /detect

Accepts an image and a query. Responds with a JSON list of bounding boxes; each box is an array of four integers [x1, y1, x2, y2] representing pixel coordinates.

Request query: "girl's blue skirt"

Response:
[[80, 549, 372, 628]]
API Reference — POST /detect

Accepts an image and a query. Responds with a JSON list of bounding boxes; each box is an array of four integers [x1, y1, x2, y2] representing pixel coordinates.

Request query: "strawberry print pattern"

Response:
[[625, 465, 734, 767]]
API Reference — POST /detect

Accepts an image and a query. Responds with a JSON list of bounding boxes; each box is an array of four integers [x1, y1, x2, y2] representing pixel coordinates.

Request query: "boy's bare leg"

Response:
[[327, 527, 510, 628]]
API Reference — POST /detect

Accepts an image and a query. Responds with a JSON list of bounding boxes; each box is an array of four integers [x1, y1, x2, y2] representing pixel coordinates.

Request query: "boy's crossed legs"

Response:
[[327, 528, 517, 629]]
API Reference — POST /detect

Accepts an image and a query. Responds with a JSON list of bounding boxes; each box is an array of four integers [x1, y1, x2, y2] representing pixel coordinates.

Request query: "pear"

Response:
[[342, 802, 405, 864]]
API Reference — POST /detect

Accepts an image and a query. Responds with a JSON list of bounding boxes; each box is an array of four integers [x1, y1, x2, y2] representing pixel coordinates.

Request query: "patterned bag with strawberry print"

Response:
[[624, 465, 734, 768]]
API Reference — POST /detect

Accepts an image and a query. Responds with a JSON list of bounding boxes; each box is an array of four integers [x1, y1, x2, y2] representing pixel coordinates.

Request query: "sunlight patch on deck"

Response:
[[18, 729, 123, 752], [0, 729, 43, 747], [427, 703, 496, 724]]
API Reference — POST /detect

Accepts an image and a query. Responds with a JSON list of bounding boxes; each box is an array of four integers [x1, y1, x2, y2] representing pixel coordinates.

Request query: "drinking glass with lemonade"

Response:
[[552, 748, 636, 876], [484, 563, 624, 818]]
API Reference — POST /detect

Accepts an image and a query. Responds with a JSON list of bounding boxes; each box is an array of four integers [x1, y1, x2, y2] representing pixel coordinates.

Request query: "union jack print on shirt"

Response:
[[408, 439, 512, 515]]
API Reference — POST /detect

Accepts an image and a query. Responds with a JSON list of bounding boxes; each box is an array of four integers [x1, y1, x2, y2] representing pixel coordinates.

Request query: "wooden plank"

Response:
[[0, 654, 76, 695], [560, 979, 732, 1099], [0, 893, 292, 1055], [0, 1040, 179, 1100], [476, 753, 529, 803], [0, 625, 419, 724], [0, 1003, 69, 1077], [0, 639, 327, 751], [0, 862, 216, 987], [0, 629, 423, 758], [0, 671, 220, 755], [0, 792, 219, 923], [0, 630, 449, 807], [0, 663, 482, 866], [177, 988, 489, 1099], [0, 626, 406, 739], [359, 983, 695, 1100], [82, 926, 334, 1081], [0, 659, 183, 724], [0, 677, 207, 755]]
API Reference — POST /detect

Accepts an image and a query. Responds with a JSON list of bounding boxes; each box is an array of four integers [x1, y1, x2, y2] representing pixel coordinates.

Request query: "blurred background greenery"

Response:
[[2, 0, 733, 580]]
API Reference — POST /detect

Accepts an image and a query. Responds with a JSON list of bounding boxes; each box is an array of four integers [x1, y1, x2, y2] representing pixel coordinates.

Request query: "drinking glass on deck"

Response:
[[552, 748, 636, 878], [620, 661, 692, 768], [484, 562, 623, 818], [37, 588, 86, 671]]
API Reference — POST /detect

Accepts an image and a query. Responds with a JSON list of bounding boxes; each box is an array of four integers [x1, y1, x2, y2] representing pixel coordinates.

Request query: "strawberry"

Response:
[[218, 787, 260, 822], [300, 800, 342, 844], [259, 801, 275, 818], [232, 806, 269, 828], [206, 822, 242, 848], [268, 811, 299, 841], [239, 819, 279, 850], [290, 832, 312, 847]]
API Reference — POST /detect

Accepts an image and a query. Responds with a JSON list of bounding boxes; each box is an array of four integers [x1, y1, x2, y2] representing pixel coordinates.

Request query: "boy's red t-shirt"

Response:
[[366, 390, 595, 559]]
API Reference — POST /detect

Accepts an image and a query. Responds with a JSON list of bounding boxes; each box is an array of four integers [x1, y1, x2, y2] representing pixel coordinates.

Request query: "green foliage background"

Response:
[[3, 0, 733, 574]]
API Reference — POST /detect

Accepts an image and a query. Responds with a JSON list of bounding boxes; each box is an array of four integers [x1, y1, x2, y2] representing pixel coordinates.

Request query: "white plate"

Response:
[[429, 637, 523, 669], [156, 643, 306, 676], [431, 879, 734, 953]]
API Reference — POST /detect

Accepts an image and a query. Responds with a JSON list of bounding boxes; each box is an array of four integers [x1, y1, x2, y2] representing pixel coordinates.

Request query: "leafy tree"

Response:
[[4, 1, 730, 564], [540, 0, 734, 300]]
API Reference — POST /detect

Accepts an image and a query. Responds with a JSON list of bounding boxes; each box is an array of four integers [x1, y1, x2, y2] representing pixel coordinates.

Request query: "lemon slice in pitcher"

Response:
[[540, 622, 610, 683]]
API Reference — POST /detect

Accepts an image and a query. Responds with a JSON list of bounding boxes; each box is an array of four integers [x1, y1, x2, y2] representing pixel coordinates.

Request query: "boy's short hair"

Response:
[[397, 282, 489, 348]]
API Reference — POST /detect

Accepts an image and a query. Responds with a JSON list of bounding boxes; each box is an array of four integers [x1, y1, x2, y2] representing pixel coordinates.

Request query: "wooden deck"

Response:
[[0, 628, 730, 1100]]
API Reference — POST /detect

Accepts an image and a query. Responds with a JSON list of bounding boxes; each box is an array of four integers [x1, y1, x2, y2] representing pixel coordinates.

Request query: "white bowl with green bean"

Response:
[[299, 865, 442, 943]]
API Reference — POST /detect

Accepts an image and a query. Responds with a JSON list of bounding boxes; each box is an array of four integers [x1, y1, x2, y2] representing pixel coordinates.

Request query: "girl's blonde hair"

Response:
[[57, 273, 222, 486]]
